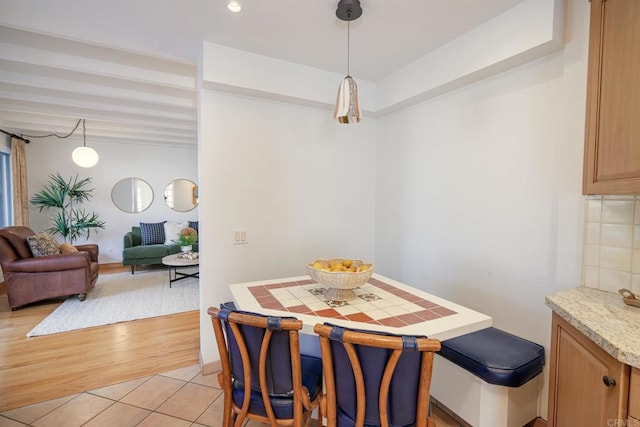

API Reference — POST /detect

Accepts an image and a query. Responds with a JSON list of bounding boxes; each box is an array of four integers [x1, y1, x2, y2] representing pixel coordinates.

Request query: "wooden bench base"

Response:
[[431, 354, 541, 427]]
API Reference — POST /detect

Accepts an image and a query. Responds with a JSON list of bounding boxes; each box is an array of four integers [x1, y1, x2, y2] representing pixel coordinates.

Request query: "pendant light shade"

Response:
[[334, 0, 362, 124], [72, 146, 99, 168], [334, 76, 361, 124], [72, 119, 99, 168]]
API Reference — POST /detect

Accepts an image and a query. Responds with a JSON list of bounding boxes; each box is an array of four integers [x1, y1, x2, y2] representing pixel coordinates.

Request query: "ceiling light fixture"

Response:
[[227, 1, 242, 13], [334, 0, 362, 124], [71, 119, 99, 168]]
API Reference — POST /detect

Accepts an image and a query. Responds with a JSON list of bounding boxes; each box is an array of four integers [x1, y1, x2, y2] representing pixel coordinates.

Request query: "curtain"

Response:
[[11, 137, 29, 227]]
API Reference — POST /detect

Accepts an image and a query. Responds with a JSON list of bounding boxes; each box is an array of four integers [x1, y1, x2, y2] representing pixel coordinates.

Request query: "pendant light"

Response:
[[334, 0, 362, 124], [227, 1, 242, 13], [72, 119, 99, 168]]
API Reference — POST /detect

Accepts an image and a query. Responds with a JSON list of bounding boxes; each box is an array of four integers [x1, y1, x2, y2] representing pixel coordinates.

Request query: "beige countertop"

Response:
[[546, 287, 640, 369]]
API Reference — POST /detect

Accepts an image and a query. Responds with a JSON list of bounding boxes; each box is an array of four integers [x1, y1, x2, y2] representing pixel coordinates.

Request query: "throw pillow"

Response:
[[164, 221, 188, 245], [27, 233, 62, 257], [140, 221, 166, 245], [188, 220, 199, 233], [59, 242, 79, 253]]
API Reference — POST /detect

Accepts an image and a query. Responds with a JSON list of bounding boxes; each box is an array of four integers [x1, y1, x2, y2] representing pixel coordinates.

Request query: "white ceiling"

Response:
[[0, 0, 524, 146]]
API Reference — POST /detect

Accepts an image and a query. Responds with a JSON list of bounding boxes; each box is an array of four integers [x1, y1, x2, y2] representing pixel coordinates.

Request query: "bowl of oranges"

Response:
[[306, 258, 374, 301]]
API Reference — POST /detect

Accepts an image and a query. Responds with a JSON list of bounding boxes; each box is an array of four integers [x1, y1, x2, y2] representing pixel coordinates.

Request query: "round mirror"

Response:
[[164, 179, 198, 212], [111, 178, 154, 213]]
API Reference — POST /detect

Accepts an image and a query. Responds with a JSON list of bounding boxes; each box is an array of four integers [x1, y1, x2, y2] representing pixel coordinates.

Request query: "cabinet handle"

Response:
[[602, 376, 616, 387]]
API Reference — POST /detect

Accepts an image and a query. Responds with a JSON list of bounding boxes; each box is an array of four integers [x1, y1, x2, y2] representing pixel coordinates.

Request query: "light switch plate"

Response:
[[233, 228, 248, 244]]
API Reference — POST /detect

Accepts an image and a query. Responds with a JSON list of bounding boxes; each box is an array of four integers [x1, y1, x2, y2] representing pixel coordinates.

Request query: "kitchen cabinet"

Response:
[[547, 313, 630, 426], [583, 0, 640, 194], [630, 368, 640, 422]]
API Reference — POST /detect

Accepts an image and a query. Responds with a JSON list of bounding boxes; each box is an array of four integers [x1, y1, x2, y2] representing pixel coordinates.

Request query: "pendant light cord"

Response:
[[347, 14, 351, 76], [82, 119, 87, 147], [20, 119, 83, 140]]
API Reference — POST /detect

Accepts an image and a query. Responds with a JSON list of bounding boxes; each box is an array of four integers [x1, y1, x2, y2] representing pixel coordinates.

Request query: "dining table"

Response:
[[229, 273, 492, 355]]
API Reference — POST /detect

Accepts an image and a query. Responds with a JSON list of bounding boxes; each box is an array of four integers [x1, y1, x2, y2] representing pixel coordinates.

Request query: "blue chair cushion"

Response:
[[231, 354, 323, 419], [220, 301, 323, 418], [324, 323, 427, 427], [219, 302, 298, 396], [336, 406, 421, 427], [439, 327, 545, 387]]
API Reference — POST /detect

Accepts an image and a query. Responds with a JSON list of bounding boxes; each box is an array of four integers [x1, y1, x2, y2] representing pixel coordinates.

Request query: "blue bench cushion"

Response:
[[439, 327, 545, 387]]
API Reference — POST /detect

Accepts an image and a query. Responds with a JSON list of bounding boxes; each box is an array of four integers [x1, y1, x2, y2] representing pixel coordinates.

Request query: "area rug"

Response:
[[27, 269, 199, 337]]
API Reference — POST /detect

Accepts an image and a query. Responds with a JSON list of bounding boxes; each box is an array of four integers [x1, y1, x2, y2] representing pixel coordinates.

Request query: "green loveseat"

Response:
[[122, 226, 199, 273]]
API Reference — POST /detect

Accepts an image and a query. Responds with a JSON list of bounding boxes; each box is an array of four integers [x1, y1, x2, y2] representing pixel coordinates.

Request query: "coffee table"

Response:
[[161, 253, 199, 287]]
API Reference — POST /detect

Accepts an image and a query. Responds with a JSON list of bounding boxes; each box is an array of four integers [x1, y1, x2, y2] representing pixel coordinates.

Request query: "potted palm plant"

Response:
[[30, 172, 106, 243]]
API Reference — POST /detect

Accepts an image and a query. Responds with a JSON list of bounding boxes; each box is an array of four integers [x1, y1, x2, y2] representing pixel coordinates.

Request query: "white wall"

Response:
[[374, 0, 589, 418], [25, 137, 198, 263], [198, 91, 377, 364], [375, 0, 563, 114]]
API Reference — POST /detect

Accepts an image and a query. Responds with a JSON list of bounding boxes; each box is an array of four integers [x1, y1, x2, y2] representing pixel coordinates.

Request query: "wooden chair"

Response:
[[208, 306, 323, 427], [314, 323, 441, 427]]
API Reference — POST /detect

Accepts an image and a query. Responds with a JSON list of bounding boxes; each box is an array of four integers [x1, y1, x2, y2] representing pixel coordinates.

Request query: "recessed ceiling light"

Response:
[[227, 1, 242, 13]]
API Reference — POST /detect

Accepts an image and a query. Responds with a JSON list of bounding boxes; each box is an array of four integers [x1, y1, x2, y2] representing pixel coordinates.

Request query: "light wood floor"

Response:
[[0, 267, 200, 412]]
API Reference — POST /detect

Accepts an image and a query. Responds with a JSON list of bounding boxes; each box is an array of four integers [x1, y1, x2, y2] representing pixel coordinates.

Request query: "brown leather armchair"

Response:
[[0, 226, 99, 310]]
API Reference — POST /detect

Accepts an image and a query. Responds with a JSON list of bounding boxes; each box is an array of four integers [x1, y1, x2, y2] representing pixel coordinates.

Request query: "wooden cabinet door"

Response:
[[548, 313, 630, 426], [630, 368, 640, 420], [583, 0, 640, 194]]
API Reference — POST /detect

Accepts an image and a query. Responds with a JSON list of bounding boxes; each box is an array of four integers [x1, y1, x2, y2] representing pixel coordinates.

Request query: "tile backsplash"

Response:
[[583, 195, 640, 295]]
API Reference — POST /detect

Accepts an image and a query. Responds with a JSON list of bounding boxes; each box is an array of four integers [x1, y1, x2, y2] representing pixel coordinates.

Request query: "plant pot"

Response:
[[181, 245, 192, 253]]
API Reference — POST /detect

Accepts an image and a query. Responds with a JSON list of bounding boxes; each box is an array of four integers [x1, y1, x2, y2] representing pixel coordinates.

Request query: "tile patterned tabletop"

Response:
[[229, 273, 492, 341]]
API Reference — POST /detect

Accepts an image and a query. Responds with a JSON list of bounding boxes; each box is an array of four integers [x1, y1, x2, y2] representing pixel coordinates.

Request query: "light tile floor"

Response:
[[0, 364, 460, 427]]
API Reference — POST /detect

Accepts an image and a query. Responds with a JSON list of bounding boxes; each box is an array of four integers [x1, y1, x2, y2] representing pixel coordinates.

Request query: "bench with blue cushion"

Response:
[[439, 327, 545, 387]]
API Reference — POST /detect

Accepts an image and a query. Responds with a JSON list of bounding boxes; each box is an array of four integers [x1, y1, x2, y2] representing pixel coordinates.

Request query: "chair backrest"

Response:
[[314, 323, 441, 427], [0, 226, 35, 260], [208, 306, 308, 425], [0, 232, 19, 265]]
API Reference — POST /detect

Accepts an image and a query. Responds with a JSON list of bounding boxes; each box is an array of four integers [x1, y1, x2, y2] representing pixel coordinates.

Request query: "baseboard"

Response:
[[431, 396, 546, 427], [430, 397, 472, 427], [99, 262, 129, 273], [201, 359, 221, 376]]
